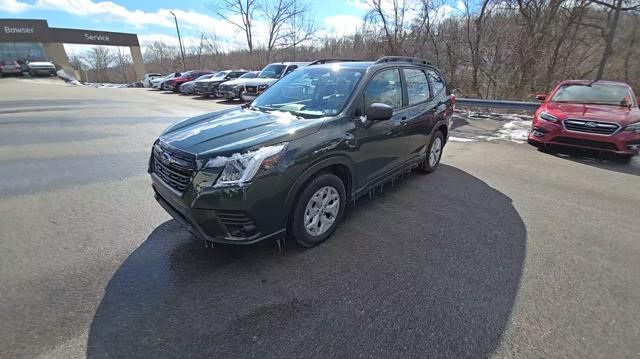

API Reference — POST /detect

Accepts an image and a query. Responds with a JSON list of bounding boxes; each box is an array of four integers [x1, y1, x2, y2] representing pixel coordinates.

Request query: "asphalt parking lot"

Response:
[[1, 77, 639, 358]]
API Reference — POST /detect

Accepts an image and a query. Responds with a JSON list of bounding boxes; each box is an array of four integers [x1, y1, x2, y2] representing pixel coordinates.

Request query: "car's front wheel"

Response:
[[289, 172, 346, 247], [417, 131, 444, 173]]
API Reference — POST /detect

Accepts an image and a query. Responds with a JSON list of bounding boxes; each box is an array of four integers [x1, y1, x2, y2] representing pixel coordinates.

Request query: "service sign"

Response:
[[0, 19, 139, 47]]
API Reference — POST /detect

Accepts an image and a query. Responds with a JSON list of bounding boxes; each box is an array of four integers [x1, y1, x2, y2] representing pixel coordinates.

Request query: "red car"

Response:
[[166, 71, 212, 92], [528, 80, 640, 160]]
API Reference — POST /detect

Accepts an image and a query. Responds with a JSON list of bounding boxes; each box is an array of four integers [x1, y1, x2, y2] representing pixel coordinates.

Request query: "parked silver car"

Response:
[[180, 73, 216, 94], [0, 60, 22, 76], [215, 71, 260, 100], [242, 62, 309, 102]]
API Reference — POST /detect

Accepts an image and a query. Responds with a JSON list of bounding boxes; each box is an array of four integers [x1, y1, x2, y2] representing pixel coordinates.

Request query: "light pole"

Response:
[[169, 11, 187, 72]]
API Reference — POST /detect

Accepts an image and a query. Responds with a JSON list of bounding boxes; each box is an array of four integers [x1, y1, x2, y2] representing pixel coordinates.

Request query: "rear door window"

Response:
[[403, 69, 429, 105]]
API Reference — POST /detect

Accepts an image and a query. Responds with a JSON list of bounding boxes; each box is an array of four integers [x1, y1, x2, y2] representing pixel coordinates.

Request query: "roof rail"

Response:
[[308, 59, 362, 66], [375, 56, 430, 65]]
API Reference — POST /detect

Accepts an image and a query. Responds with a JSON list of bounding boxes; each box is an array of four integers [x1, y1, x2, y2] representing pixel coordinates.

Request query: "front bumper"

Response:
[[528, 120, 640, 155], [216, 88, 240, 99], [29, 67, 56, 75], [194, 84, 218, 96], [1, 67, 22, 74], [151, 171, 291, 244], [242, 92, 258, 102]]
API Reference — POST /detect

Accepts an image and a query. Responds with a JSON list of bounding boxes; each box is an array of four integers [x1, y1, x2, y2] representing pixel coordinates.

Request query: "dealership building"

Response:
[[0, 18, 145, 80]]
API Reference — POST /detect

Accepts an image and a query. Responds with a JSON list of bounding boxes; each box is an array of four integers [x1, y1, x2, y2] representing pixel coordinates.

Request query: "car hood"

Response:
[[159, 107, 324, 157], [151, 77, 169, 83], [28, 61, 54, 67], [197, 77, 225, 84], [245, 78, 279, 86], [546, 102, 640, 126], [220, 78, 257, 87]]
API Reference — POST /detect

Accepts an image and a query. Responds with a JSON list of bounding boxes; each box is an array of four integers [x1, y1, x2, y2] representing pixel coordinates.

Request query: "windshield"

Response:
[[195, 74, 214, 81], [240, 72, 258, 79], [258, 64, 286, 79], [252, 67, 364, 117], [551, 84, 635, 107], [213, 71, 228, 79]]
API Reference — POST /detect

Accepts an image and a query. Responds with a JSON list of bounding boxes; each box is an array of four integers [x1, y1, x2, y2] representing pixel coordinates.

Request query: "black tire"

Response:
[[417, 131, 444, 174], [288, 172, 346, 248]]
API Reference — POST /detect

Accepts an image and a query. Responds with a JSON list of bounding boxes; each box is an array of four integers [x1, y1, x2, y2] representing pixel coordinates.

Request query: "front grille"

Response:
[[151, 142, 196, 193], [553, 137, 619, 150], [245, 85, 257, 94], [563, 119, 620, 135]]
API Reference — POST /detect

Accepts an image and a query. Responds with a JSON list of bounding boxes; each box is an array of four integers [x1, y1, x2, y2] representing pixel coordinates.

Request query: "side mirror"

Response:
[[536, 94, 547, 101], [366, 103, 393, 121]]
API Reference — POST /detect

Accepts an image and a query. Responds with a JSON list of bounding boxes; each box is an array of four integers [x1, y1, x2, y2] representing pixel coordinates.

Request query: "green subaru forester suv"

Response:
[[149, 57, 454, 247]]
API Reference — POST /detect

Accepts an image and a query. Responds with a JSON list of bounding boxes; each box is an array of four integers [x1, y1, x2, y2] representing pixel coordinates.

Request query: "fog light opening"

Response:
[[531, 128, 546, 138]]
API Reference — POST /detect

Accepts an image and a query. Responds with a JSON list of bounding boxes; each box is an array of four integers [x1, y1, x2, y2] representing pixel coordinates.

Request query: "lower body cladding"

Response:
[[151, 173, 292, 244], [528, 122, 640, 156]]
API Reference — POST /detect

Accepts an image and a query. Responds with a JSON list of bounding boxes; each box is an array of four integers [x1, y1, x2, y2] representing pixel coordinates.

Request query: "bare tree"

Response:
[[114, 47, 132, 82], [83, 46, 115, 82], [215, 0, 258, 54], [260, 0, 309, 61], [279, 0, 317, 60], [363, 0, 417, 55], [589, 0, 640, 79], [143, 40, 178, 72], [463, 0, 492, 96]]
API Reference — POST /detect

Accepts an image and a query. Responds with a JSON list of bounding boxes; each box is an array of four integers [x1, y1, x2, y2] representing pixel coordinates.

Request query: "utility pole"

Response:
[[170, 11, 187, 72]]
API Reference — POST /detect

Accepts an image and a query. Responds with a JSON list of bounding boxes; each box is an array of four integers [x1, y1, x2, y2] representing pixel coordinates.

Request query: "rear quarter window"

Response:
[[404, 68, 429, 105], [426, 70, 445, 96]]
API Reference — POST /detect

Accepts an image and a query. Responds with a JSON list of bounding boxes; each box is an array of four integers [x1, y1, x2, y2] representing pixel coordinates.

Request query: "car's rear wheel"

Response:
[[417, 131, 444, 174], [289, 172, 346, 247]]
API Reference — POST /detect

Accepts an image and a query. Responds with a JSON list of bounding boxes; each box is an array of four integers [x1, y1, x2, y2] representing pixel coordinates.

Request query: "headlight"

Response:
[[205, 143, 288, 187], [539, 111, 558, 122], [624, 122, 640, 133], [258, 84, 268, 91]]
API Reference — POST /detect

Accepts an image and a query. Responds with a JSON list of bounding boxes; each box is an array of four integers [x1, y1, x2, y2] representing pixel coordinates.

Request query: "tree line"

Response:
[[73, 0, 640, 100]]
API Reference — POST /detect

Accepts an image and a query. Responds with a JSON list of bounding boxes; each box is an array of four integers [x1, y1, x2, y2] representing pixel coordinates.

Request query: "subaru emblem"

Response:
[[585, 121, 597, 128], [161, 152, 172, 165]]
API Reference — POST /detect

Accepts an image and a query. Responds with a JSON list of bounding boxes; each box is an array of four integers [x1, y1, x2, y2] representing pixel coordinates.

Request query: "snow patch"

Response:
[[448, 136, 476, 142], [488, 119, 532, 144]]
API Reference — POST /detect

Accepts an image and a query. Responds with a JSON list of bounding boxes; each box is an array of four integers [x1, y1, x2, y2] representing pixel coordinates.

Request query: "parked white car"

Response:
[[150, 72, 180, 89], [142, 73, 162, 88], [26, 57, 56, 76]]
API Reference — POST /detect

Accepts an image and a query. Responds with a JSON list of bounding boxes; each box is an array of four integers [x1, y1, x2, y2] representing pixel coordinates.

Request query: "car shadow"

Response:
[[86, 164, 527, 358], [541, 148, 640, 176]]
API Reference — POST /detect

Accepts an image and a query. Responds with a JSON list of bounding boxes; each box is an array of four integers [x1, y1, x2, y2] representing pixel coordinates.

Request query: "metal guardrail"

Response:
[[456, 98, 540, 112]]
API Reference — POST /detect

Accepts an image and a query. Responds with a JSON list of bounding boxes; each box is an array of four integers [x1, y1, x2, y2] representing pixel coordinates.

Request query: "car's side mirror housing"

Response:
[[536, 94, 547, 101], [366, 103, 393, 121]]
